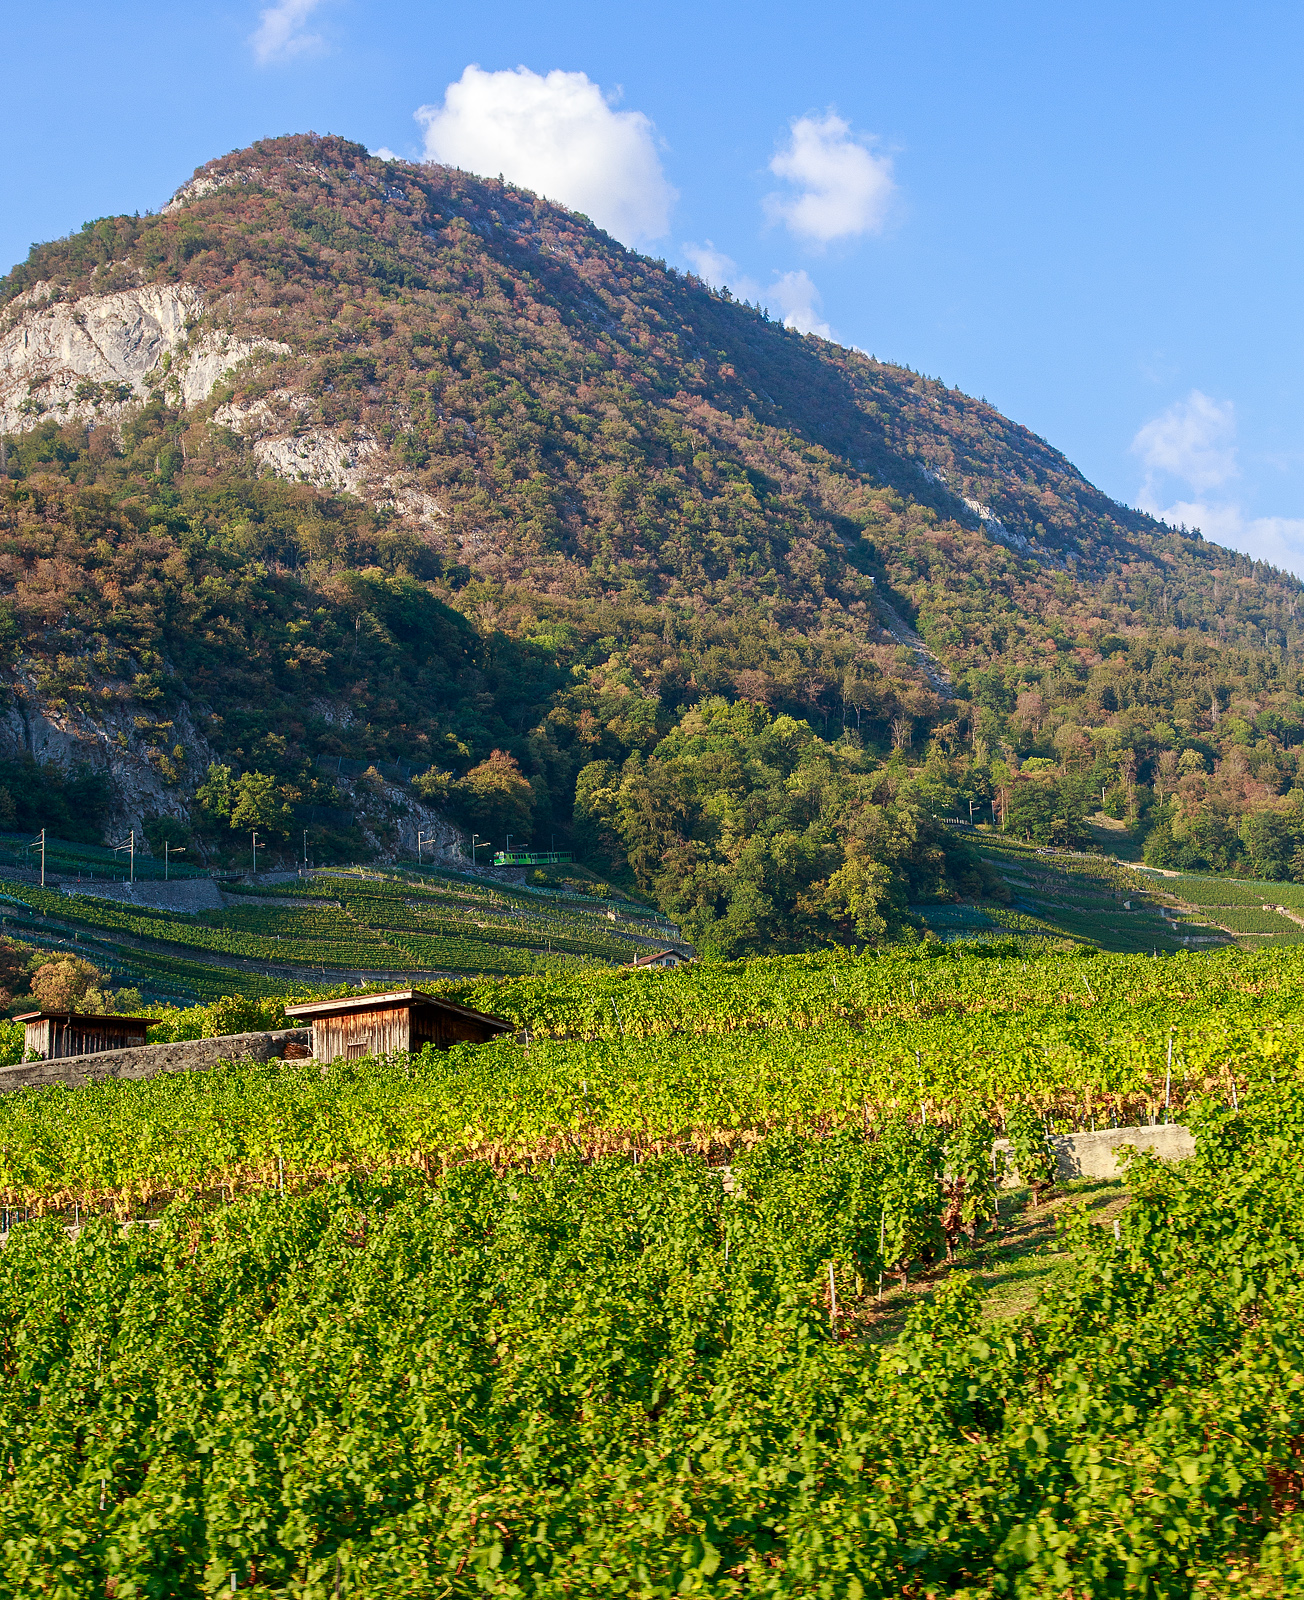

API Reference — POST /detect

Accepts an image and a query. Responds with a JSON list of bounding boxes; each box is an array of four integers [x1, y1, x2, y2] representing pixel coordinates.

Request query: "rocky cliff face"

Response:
[[0, 660, 219, 847], [0, 277, 443, 529], [0, 282, 286, 435]]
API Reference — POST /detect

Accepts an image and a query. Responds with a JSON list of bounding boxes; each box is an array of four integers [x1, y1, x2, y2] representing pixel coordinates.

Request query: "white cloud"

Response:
[[764, 112, 895, 245], [1150, 499, 1304, 578], [250, 0, 326, 65], [1132, 392, 1304, 576], [415, 66, 676, 246], [1132, 389, 1238, 498], [371, 146, 401, 162], [680, 246, 834, 338], [682, 241, 757, 297], [767, 269, 833, 338]]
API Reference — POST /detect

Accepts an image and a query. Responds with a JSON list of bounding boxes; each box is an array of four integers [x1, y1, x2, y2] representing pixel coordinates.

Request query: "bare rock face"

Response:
[[0, 283, 287, 434], [212, 392, 445, 522], [0, 670, 219, 846], [161, 167, 265, 212], [0, 231, 441, 525], [328, 766, 468, 866]]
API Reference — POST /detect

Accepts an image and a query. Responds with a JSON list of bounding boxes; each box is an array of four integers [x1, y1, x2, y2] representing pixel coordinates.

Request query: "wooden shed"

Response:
[[282, 989, 513, 1063], [14, 1010, 162, 1060]]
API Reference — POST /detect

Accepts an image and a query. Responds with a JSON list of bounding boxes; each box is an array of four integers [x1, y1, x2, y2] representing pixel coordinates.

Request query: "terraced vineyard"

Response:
[[0, 865, 675, 1003], [909, 833, 1304, 953], [911, 836, 1187, 953], [0, 829, 212, 883], [1134, 868, 1304, 946]]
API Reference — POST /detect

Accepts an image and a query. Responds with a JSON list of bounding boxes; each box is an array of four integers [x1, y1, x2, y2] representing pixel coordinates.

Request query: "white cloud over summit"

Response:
[[681, 241, 743, 293], [767, 270, 833, 338], [416, 66, 676, 246], [1132, 390, 1304, 577], [764, 112, 895, 245]]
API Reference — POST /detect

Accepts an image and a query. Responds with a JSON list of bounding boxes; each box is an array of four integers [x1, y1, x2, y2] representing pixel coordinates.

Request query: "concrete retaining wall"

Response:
[[1052, 1122, 1194, 1180], [0, 1028, 312, 1093], [996, 1123, 1195, 1184]]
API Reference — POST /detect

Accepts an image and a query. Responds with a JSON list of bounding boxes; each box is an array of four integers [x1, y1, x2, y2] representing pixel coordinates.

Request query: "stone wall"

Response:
[[0, 1028, 312, 1094], [60, 878, 225, 912], [1052, 1122, 1194, 1180]]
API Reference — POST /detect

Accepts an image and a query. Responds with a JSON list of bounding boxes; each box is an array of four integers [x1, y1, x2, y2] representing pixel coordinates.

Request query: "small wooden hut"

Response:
[[14, 1010, 162, 1061], [283, 989, 513, 1063]]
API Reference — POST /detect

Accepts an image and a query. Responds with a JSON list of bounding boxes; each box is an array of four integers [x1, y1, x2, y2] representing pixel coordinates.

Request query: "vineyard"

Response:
[[0, 866, 672, 1003], [15, 823, 1304, 1014], [1132, 868, 1304, 945], [3, 946, 1304, 1591], [920, 836, 1304, 952], [0, 1073, 1301, 1592], [0, 941, 1299, 1211], [909, 838, 1186, 952]]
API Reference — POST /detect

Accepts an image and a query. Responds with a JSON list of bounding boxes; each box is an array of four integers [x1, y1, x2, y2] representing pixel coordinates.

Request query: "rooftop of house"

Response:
[[630, 949, 691, 967]]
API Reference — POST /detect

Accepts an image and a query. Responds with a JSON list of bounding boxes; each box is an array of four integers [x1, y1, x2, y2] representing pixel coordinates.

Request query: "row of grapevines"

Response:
[[0, 1084, 1300, 1593], [0, 994, 1289, 1212], [447, 940, 1304, 1040]]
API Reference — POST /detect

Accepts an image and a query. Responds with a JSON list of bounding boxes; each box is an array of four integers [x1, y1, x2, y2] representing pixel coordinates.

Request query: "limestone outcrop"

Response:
[[0, 283, 286, 434]]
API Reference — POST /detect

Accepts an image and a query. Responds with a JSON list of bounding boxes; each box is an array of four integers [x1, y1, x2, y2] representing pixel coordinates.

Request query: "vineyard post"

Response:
[[828, 1261, 838, 1337], [877, 1211, 885, 1301], [1165, 1034, 1172, 1120]]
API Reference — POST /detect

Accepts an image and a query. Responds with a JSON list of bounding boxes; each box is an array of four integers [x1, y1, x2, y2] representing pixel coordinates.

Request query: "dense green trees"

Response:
[[444, 748, 536, 845], [574, 700, 1000, 954], [196, 763, 297, 840], [0, 757, 110, 844]]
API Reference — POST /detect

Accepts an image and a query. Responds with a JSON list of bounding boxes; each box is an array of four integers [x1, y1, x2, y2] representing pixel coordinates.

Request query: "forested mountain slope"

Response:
[[2, 133, 1303, 945]]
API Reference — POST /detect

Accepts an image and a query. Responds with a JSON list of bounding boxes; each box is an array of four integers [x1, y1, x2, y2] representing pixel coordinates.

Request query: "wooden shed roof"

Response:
[[13, 1010, 162, 1026], [282, 989, 513, 1033]]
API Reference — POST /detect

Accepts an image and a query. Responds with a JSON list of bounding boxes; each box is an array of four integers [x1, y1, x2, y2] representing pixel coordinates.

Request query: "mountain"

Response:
[[2, 132, 1303, 944]]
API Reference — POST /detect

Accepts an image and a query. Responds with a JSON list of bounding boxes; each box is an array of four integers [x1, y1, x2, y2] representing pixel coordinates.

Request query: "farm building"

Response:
[[630, 948, 692, 969], [283, 989, 513, 1062], [14, 1010, 161, 1060]]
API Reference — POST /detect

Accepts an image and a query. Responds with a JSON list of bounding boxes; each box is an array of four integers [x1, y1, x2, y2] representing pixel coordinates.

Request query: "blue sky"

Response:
[[5, 1, 1304, 572]]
